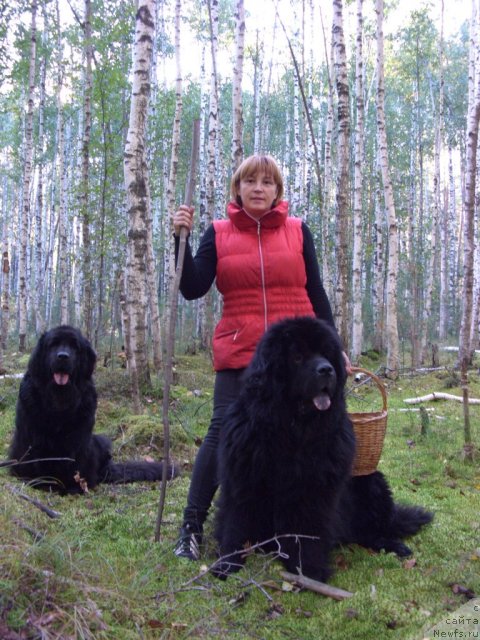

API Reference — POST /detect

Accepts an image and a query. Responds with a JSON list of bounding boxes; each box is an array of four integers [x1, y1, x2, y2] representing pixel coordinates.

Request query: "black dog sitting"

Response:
[[213, 317, 433, 582], [8, 325, 178, 493]]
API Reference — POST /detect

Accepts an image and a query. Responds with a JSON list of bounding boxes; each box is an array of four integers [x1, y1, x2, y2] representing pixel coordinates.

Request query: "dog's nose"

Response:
[[316, 363, 334, 377], [57, 351, 70, 361]]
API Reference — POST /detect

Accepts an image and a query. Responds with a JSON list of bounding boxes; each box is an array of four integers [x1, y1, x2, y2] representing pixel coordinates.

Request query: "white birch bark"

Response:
[[372, 166, 385, 352], [124, 0, 156, 393], [458, 0, 480, 456], [165, 0, 183, 330], [332, 0, 350, 346], [34, 48, 46, 334], [80, 0, 93, 338], [351, 0, 365, 363], [460, 0, 480, 368], [322, 36, 335, 299], [439, 148, 453, 341], [18, 0, 37, 351], [292, 77, 302, 213], [420, 20, 444, 362], [57, 63, 69, 325], [375, 0, 399, 378], [201, 0, 219, 351], [253, 31, 263, 154], [231, 0, 245, 171]]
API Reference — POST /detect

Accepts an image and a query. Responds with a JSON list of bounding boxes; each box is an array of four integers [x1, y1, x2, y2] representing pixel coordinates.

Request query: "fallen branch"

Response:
[[393, 407, 435, 412], [404, 392, 480, 405], [280, 571, 354, 600], [7, 483, 62, 519]]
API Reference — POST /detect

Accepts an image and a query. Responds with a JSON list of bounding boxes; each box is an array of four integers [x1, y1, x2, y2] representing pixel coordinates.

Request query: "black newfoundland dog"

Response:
[[213, 317, 433, 582], [9, 325, 178, 493]]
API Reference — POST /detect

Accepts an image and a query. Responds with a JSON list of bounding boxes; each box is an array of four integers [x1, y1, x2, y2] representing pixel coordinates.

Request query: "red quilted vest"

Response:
[[212, 200, 315, 371]]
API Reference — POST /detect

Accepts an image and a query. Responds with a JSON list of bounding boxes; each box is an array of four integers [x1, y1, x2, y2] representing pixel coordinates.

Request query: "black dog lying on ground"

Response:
[[8, 325, 178, 493], [213, 317, 433, 582]]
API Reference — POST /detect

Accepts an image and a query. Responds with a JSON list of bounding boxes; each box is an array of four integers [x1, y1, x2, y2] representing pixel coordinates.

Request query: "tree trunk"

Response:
[[80, 0, 94, 339], [164, 0, 183, 346], [376, 0, 399, 378], [201, 0, 219, 353], [34, 39, 46, 335], [459, 0, 480, 458], [124, 0, 156, 395], [351, 0, 365, 363], [332, 0, 350, 347], [18, 0, 37, 351], [420, 25, 444, 362], [231, 0, 245, 171], [1, 246, 10, 350]]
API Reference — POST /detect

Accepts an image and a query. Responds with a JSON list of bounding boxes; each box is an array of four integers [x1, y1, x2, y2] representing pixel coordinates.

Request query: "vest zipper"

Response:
[[257, 221, 268, 331]]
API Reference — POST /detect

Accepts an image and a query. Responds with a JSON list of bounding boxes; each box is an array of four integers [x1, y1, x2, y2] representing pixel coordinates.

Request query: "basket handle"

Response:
[[350, 366, 388, 412]]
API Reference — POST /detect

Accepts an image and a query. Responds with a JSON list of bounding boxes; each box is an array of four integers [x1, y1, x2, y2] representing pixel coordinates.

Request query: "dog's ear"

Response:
[[81, 337, 97, 378], [248, 328, 290, 392], [27, 332, 48, 381]]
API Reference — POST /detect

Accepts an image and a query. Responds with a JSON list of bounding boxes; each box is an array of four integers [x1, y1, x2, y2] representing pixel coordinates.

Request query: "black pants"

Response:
[[183, 368, 245, 530]]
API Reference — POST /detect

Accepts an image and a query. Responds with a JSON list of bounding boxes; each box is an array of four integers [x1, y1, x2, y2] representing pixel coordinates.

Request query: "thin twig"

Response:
[[6, 483, 62, 519]]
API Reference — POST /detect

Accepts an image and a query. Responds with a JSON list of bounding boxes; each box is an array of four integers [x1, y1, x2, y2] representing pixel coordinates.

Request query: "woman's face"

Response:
[[237, 171, 279, 218]]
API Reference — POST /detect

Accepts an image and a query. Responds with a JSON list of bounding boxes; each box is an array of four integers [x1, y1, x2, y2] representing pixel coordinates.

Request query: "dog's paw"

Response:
[[380, 540, 412, 557]]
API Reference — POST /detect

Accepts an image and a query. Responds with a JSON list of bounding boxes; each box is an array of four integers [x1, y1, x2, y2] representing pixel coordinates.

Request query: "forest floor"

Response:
[[0, 345, 479, 639]]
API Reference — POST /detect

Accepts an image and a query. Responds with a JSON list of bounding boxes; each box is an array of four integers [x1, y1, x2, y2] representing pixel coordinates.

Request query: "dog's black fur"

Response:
[[9, 325, 178, 493], [213, 317, 433, 581]]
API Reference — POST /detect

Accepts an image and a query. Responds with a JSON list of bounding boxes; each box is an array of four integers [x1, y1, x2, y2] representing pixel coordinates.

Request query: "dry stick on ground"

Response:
[[404, 392, 480, 404], [6, 483, 61, 519], [155, 119, 200, 542], [280, 571, 354, 601]]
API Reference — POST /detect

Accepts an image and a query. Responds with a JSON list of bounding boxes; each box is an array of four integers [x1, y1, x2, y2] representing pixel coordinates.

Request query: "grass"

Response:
[[0, 350, 479, 639]]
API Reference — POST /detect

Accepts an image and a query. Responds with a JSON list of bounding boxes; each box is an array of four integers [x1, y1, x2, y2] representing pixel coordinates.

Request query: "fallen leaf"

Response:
[[147, 620, 164, 629]]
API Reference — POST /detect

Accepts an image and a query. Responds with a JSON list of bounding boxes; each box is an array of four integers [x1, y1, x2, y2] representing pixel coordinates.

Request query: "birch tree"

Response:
[[332, 0, 350, 346], [458, 0, 480, 458], [376, 0, 399, 378], [351, 0, 365, 363], [165, 0, 183, 328], [124, 0, 156, 397], [79, 0, 93, 338], [33, 18, 47, 335], [18, 0, 37, 351], [201, 0, 219, 351], [420, 6, 444, 364], [231, 0, 245, 171]]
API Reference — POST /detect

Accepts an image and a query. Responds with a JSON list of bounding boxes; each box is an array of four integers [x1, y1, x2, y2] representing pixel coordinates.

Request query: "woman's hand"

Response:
[[342, 351, 353, 376], [173, 205, 194, 236]]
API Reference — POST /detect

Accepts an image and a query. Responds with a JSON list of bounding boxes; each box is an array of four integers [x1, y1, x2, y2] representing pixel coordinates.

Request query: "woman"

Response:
[[173, 154, 350, 560]]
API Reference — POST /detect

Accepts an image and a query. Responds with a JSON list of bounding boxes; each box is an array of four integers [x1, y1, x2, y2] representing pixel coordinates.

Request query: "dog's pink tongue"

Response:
[[54, 373, 69, 385], [313, 393, 331, 411]]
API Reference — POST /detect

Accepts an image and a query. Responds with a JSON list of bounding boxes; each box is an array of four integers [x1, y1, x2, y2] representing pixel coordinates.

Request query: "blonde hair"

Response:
[[230, 155, 284, 204]]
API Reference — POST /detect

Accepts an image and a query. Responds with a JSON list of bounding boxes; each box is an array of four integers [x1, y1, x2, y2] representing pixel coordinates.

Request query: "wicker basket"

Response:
[[348, 367, 388, 476]]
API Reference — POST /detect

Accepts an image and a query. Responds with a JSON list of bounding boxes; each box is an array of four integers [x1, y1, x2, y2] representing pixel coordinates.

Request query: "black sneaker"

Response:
[[173, 524, 202, 560]]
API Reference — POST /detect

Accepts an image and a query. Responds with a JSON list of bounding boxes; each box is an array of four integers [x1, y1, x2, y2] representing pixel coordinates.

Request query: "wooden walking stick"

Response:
[[155, 119, 200, 542]]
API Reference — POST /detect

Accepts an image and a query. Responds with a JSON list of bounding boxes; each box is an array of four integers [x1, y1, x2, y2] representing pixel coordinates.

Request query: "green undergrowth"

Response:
[[0, 350, 479, 639]]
